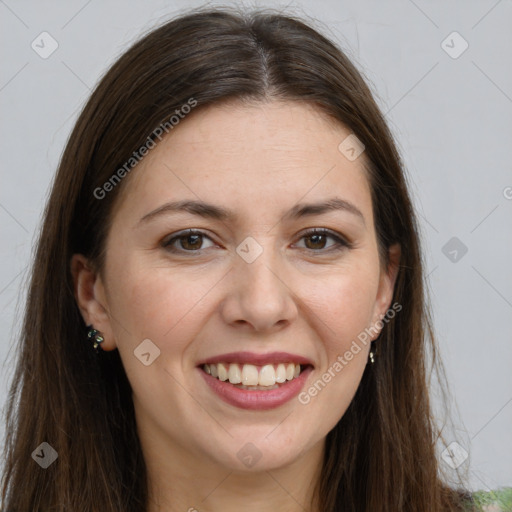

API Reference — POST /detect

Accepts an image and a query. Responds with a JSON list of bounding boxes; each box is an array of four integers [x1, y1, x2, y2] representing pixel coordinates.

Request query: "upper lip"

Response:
[[196, 351, 314, 367]]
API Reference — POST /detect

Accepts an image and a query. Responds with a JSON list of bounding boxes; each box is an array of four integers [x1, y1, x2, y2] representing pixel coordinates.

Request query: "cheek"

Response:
[[130, 276, 204, 335], [106, 253, 222, 349], [104, 260, 217, 408], [294, 276, 376, 434], [306, 263, 380, 347]]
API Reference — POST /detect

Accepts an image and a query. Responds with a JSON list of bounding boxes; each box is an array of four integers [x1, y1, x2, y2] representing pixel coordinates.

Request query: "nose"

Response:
[[219, 244, 298, 333]]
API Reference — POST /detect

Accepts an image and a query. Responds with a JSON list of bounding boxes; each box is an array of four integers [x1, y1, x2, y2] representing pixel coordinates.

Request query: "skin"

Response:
[[72, 99, 400, 512]]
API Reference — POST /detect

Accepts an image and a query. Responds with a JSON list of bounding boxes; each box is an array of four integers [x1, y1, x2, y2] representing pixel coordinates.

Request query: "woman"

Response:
[[1, 6, 479, 511]]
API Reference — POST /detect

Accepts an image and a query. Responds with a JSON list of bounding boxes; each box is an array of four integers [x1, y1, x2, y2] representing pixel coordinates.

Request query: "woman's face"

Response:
[[75, 99, 399, 474]]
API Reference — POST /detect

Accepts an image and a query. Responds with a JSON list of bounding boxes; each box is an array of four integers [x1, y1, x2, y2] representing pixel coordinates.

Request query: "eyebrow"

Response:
[[138, 197, 365, 226]]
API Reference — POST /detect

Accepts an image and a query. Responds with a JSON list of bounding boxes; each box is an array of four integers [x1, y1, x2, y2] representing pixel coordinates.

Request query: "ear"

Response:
[[370, 243, 401, 340], [70, 254, 117, 351]]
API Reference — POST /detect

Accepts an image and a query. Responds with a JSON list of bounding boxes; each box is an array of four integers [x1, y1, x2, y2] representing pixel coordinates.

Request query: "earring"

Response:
[[86, 324, 104, 353], [369, 341, 376, 364]]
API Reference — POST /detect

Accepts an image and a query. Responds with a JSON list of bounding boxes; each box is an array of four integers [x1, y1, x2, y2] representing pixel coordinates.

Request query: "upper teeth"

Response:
[[203, 363, 302, 386]]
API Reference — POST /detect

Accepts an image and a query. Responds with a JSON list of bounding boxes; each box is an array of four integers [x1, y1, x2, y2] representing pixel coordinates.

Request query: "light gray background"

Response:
[[1, 0, 511, 493]]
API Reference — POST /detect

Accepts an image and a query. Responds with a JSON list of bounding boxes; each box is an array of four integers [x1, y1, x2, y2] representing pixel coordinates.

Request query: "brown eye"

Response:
[[163, 230, 215, 253], [304, 233, 329, 250], [178, 233, 203, 250], [295, 228, 350, 253]]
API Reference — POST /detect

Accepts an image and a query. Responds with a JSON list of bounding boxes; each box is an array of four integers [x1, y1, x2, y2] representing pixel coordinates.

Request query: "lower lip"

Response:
[[198, 365, 313, 410]]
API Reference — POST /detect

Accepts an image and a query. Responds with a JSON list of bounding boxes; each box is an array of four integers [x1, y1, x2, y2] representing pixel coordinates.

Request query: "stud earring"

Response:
[[86, 324, 104, 353]]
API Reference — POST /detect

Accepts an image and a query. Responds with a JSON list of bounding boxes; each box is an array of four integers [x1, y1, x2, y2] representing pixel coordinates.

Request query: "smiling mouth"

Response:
[[200, 362, 311, 390]]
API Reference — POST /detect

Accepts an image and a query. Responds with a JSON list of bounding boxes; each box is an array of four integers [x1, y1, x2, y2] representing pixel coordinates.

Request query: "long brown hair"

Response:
[[1, 6, 473, 511]]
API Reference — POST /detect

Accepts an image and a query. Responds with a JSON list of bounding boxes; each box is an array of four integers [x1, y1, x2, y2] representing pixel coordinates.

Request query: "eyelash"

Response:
[[162, 228, 351, 255]]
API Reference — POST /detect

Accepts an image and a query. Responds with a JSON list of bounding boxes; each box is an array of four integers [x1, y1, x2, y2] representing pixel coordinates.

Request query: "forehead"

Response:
[[112, 99, 373, 227]]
